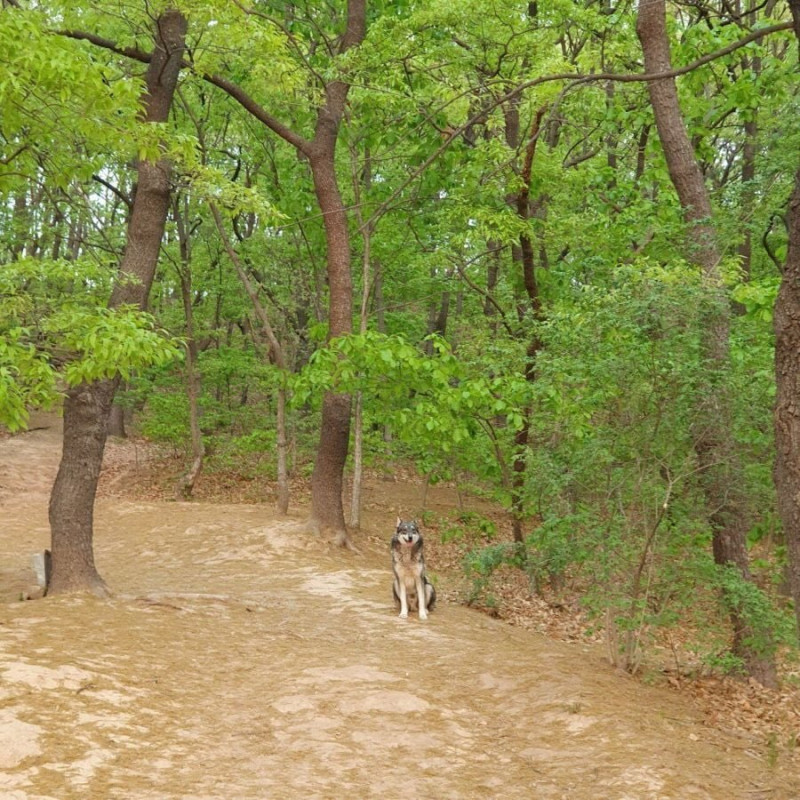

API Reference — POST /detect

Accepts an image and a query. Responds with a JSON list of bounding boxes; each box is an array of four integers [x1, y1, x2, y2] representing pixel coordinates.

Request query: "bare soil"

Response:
[[1, 415, 799, 799]]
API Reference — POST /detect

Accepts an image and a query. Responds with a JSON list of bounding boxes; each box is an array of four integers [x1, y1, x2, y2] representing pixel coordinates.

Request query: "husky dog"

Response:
[[391, 518, 436, 619]]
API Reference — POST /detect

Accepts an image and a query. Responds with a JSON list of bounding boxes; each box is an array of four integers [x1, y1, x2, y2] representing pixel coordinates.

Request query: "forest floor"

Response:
[[1, 414, 799, 799]]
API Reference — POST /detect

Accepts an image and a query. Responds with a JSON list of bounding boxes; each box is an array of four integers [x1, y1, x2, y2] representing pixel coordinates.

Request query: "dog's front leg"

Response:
[[398, 582, 409, 618], [416, 576, 428, 619]]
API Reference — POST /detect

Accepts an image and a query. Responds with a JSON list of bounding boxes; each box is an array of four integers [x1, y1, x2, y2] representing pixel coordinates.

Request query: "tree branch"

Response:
[[54, 13, 793, 215], [209, 200, 286, 368], [57, 28, 311, 155], [201, 71, 310, 153], [91, 173, 131, 210], [361, 20, 793, 231], [58, 29, 152, 63]]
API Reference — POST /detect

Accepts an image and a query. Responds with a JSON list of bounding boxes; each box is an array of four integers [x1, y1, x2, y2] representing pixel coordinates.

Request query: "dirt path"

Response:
[[1, 421, 797, 799]]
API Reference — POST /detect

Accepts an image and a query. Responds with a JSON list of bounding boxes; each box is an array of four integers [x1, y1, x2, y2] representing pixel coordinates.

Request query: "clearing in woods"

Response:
[[0, 414, 798, 799]]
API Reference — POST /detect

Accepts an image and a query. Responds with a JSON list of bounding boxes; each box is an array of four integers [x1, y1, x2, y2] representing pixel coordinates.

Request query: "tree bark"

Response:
[[174, 198, 205, 500], [637, 0, 777, 686], [306, 0, 366, 547], [484, 240, 502, 330], [107, 401, 127, 438], [308, 144, 354, 546], [47, 10, 187, 595], [774, 172, 800, 642], [773, 0, 800, 642], [511, 107, 547, 546], [349, 154, 373, 530]]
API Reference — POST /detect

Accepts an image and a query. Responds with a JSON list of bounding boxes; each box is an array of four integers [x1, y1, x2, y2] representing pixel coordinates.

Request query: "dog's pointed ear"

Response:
[[396, 516, 402, 528]]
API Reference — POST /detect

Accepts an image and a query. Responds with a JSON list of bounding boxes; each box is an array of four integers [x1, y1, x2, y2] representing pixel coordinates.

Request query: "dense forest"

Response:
[[3, 0, 800, 688]]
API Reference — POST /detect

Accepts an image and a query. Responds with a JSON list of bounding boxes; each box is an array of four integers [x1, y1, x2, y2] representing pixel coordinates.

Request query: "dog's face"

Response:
[[395, 518, 421, 546]]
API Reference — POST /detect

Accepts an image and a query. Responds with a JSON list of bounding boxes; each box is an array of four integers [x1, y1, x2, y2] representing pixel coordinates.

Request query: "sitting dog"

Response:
[[391, 518, 436, 619]]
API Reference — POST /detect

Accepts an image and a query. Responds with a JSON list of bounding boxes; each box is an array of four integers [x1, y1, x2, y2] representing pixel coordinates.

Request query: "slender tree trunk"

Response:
[[10, 190, 28, 258], [308, 144, 354, 546], [773, 0, 800, 642], [209, 202, 290, 514], [303, 2, 365, 547], [637, 0, 777, 686], [47, 10, 187, 596], [175, 267, 205, 499], [107, 401, 127, 438], [510, 107, 547, 545], [349, 158, 373, 529], [350, 392, 364, 529], [484, 240, 502, 330], [174, 196, 205, 500], [275, 382, 290, 514], [738, 118, 757, 281]]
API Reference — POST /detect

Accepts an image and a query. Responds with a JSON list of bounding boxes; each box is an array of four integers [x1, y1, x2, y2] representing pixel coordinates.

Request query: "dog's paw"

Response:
[[419, 611, 428, 620], [399, 611, 408, 619]]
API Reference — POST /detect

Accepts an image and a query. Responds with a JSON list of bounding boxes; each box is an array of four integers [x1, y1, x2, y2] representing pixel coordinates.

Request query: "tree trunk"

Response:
[[209, 201, 290, 514], [175, 263, 205, 500], [737, 117, 757, 284], [303, 2, 365, 548], [107, 401, 127, 438], [773, 0, 800, 642], [48, 379, 117, 595], [47, 10, 187, 596], [510, 107, 547, 546], [173, 196, 205, 500], [350, 391, 364, 529], [774, 172, 800, 642], [308, 144, 354, 547], [275, 384, 290, 514], [637, 0, 777, 686], [349, 163, 373, 530]]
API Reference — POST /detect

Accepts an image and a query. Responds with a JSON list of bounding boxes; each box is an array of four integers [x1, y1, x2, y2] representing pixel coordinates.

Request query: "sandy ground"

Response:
[[1, 416, 798, 799]]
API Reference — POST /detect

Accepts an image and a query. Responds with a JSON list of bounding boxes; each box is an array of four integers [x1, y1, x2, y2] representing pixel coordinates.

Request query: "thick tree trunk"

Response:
[[773, 0, 800, 642], [48, 379, 117, 595], [637, 0, 776, 686], [47, 10, 187, 596], [774, 172, 800, 642]]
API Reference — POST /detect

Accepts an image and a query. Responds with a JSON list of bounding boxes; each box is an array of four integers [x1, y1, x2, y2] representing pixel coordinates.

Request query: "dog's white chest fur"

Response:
[[394, 545, 422, 571]]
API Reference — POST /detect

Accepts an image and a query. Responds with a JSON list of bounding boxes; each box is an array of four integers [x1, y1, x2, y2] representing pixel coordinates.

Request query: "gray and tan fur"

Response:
[[391, 518, 436, 619]]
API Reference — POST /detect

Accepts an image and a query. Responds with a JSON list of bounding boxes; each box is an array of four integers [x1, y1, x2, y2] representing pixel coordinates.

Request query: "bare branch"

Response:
[[58, 29, 152, 63], [0, 143, 29, 165], [91, 173, 131, 210], [201, 71, 310, 154]]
